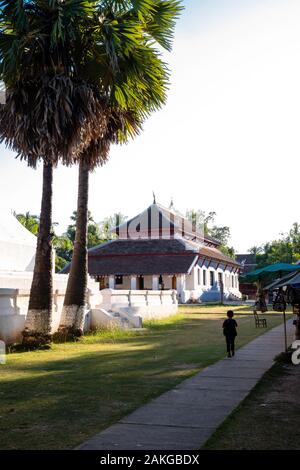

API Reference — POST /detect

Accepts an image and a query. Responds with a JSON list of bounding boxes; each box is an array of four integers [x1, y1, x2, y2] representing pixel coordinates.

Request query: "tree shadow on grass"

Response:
[[0, 314, 285, 450], [0, 346, 209, 449]]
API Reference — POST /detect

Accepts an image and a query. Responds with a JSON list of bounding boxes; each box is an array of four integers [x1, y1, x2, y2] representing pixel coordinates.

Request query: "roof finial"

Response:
[[152, 191, 156, 204], [169, 197, 174, 210]]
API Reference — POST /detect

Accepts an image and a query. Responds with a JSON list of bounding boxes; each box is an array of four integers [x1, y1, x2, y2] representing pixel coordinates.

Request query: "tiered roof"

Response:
[[114, 202, 221, 247]]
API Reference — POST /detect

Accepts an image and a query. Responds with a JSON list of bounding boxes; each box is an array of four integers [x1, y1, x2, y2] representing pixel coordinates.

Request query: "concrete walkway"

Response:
[[78, 320, 294, 450]]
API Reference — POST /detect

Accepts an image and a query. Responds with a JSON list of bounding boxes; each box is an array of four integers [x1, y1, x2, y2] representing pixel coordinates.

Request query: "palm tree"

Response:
[[0, 1, 113, 345], [24, 162, 54, 344], [249, 246, 262, 256], [61, 159, 90, 336], [0, 1, 182, 342], [59, 0, 183, 337]]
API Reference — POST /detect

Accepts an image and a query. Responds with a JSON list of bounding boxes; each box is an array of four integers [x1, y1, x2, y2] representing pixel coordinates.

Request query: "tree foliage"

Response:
[[15, 210, 70, 271], [186, 209, 235, 259], [66, 210, 101, 247], [252, 222, 300, 268], [15, 211, 40, 235], [98, 212, 127, 240]]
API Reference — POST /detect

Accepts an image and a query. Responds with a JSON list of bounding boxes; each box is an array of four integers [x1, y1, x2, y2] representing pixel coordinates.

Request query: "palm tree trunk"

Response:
[[59, 160, 89, 337], [23, 162, 53, 346]]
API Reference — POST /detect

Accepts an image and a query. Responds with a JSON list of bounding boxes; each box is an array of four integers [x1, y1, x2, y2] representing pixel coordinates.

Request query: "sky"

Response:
[[0, 0, 300, 252]]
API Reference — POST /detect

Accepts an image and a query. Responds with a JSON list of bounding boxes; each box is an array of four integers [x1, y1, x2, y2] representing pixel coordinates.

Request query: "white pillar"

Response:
[[130, 276, 137, 290], [178, 274, 187, 303], [152, 275, 159, 290], [176, 274, 186, 295], [109, 275, 115, 289]]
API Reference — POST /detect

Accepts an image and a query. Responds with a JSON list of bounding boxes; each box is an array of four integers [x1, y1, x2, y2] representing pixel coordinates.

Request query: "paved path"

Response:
[[78, 320, 294, 450]]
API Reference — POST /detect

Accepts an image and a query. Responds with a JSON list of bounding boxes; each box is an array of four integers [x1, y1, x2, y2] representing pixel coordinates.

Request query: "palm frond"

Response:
[[1, 0, 29, 33], [0, 75, 108, 167], [145, 1, 183, 51]]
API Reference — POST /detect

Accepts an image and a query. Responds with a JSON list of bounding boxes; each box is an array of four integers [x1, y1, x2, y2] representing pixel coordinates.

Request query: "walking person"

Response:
[[223, 310, 238, 358]]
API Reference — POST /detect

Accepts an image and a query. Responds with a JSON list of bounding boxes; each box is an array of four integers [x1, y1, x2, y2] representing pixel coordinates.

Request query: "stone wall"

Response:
[[0, 283, 178, 343]]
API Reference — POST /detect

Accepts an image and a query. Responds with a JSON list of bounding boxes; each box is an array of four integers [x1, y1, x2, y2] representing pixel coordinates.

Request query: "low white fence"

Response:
[[0, 286, 178, 343], [0, 283, 101, 343], [100, 288, 178, 320]]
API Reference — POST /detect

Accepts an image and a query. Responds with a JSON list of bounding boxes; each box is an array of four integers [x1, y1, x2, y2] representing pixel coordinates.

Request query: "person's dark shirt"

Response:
[[222, 318, 238, 337]]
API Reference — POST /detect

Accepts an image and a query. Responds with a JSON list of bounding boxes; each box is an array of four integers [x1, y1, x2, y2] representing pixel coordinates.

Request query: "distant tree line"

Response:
[[248, 223, 300, 268]]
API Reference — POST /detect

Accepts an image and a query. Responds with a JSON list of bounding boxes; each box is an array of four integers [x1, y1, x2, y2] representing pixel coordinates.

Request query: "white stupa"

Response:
[[0, 210, 36, 272]]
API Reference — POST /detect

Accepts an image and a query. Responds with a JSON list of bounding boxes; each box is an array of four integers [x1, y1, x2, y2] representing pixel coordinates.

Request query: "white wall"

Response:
[[0, 314, 25, 344], [99, 288, 178, 320], [0, 274, 102, 343], [178, 265, 242, 303]]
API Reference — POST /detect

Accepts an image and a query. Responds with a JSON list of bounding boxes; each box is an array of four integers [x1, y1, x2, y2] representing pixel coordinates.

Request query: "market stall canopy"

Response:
[[263, 271, 297, 291], [265, 271, 300, 290], [240, 262, 300, 283]]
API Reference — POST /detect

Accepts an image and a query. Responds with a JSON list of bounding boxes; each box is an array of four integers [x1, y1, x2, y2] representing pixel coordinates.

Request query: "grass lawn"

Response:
[[203, 359, 300, 450], [178, 304, 293, 314], [0, 307, 290, 450]]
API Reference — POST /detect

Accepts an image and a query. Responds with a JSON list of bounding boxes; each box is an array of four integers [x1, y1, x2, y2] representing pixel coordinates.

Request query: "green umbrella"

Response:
[[240, 262, 300, 283]]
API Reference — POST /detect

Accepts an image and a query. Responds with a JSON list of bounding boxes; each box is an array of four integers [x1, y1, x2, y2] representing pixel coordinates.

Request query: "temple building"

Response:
[[0, 210, 36, 275], [84, 201, 242, 303]]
